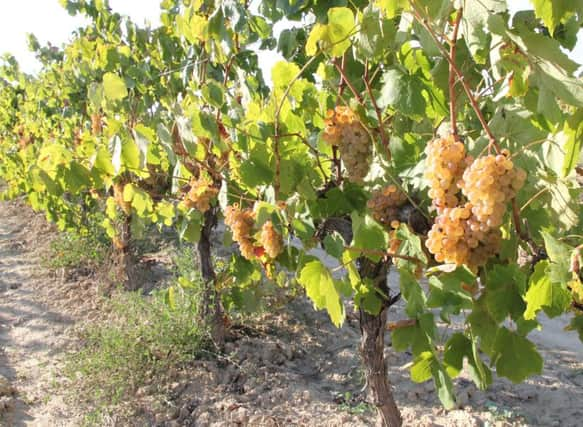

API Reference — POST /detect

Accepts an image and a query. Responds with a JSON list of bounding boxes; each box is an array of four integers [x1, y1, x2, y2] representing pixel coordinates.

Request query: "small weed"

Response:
[[66, 288, 207, 410], [43, 231, 108, 271], [336, 391, 374, 415]]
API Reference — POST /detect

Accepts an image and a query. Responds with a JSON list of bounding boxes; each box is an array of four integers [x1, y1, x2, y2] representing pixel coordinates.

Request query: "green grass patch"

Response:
[[66, 288, 207, 409], [43, 231, 108, 271]]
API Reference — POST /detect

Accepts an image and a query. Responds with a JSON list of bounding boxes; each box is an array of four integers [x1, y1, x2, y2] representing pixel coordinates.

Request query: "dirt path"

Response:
[[0, 201, 80, 427], [0, 198, 582, 427]]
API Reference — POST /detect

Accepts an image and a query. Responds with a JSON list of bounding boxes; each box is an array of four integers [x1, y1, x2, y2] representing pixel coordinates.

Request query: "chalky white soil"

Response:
[[0, 199, 582, 426]]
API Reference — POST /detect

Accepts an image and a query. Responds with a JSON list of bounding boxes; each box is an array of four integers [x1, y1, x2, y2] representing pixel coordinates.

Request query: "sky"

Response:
[[0, 0, 581, 78]]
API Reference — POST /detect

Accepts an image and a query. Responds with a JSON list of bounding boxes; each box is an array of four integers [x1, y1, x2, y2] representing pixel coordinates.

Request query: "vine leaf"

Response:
[[484, 264, 526, 322], [378, 68, 427, 119], [102, 72, 128, 101], [411, 351, 434, 383], [306, 7, 354, 57], [561, 110, 583, 177], [524, 260, 571, 320], [443, 333, 492, 390], [492, 328, 543, 383], [530, 0, 581, 36], [462, 0, 506, 64], [298, 260, 345, 327]]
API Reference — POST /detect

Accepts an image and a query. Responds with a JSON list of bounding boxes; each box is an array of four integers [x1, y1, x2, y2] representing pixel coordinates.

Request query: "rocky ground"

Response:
[[0, 199, 582, 426]]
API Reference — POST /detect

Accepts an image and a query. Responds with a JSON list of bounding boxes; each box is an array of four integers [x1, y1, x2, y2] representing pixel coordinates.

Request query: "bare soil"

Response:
[[1, 199, 582, 426]]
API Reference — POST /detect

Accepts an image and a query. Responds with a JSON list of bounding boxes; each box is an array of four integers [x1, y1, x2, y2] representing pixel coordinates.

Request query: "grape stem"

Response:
[[333, 57, 364, 104], [409, 1, 502, 152], [345, 246, 425, 267], [364, 61, 391, 159], [448, 8, 463, 139]]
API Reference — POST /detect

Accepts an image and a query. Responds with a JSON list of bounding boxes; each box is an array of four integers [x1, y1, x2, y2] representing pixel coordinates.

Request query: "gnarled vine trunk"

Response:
[[110, 214, 140, 291], [358, 259, 402, 427], [197, 208, 225, 347]]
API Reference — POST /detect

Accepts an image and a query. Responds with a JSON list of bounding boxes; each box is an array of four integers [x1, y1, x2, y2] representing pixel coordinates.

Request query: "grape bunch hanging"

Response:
[[367, 184, 408, 228], [323, 106, 372, 183], [425, 136, 526, 271], [225, 205, 283, 261], [183, 175, 219, 213]]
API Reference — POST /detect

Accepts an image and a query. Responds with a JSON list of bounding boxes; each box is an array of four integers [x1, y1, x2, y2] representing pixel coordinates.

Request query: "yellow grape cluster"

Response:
[[323, 106, 371, 183], [183, 175, 218, 213], [426, 143, 527, 271], [426, 204, 502, 268], [259, 221, 284, 259], [225, 204, 256, 260], [91, 113, 102, 135], [424, 135, 469, 212], [113, 182, 131, 215], [367, 184, 407, 228], [459, 153, 527, 229]]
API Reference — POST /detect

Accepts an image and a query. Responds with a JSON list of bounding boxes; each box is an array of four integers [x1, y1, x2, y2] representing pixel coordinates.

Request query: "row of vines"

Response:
[[1, 0, 582, 425]]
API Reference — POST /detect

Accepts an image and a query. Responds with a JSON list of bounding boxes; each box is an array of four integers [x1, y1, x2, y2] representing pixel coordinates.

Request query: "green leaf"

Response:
[[391, 316, 432, 355], [271, 61, 301, 88], [411, 351, 435, 383], [180, 211, 202, 243], [399, 268, 426, 317], [356, 7, 396, 61], [378, 69, 427, 119], [305, 7, 354, 57], [561, 110, 583, 177], [376, 0, 409, 18], [524, 260, 571, 319], [542, 231, 573, 283], [484, 264, 527, 322], [432, 363, 456, 410], [298, 260, 345, 327], [462, 0, 506, 63], [530, 0, 580, 35], [201, 80, 224, 108], [351, 213, 388, 261], [566, 315, 583, 342], [443, 333, 492, 390], [102, 72, 128, 101], [394, 223, 428, 270], [493, 327, 543, 383], [323, 231, 345, 258]]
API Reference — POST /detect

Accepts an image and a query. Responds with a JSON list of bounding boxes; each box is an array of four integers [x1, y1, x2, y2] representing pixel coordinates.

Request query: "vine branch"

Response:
[[364, 61, 391, 159], [448, 8, 463, 138], [409, 1, 501, 152]]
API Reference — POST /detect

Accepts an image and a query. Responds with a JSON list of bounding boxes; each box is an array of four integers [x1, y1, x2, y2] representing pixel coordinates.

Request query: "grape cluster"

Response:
[[183, 175, 218, 213], [459, 153, 527, 229], [224, 204, 256, 261], [91, 113, 102, 135], [113, 183, 131, 215], [324, 106, 372, 183], [424, 135, 469, 212], [367, 184, 407, 228], [426, 204, 501, 268], [425, 143, 527, 271], [259, 221, 284, 259]]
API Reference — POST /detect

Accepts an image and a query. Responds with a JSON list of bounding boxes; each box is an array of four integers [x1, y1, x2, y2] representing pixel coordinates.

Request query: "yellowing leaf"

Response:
[[102, 72, 128, 101], [305, 7, 355, 57]]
